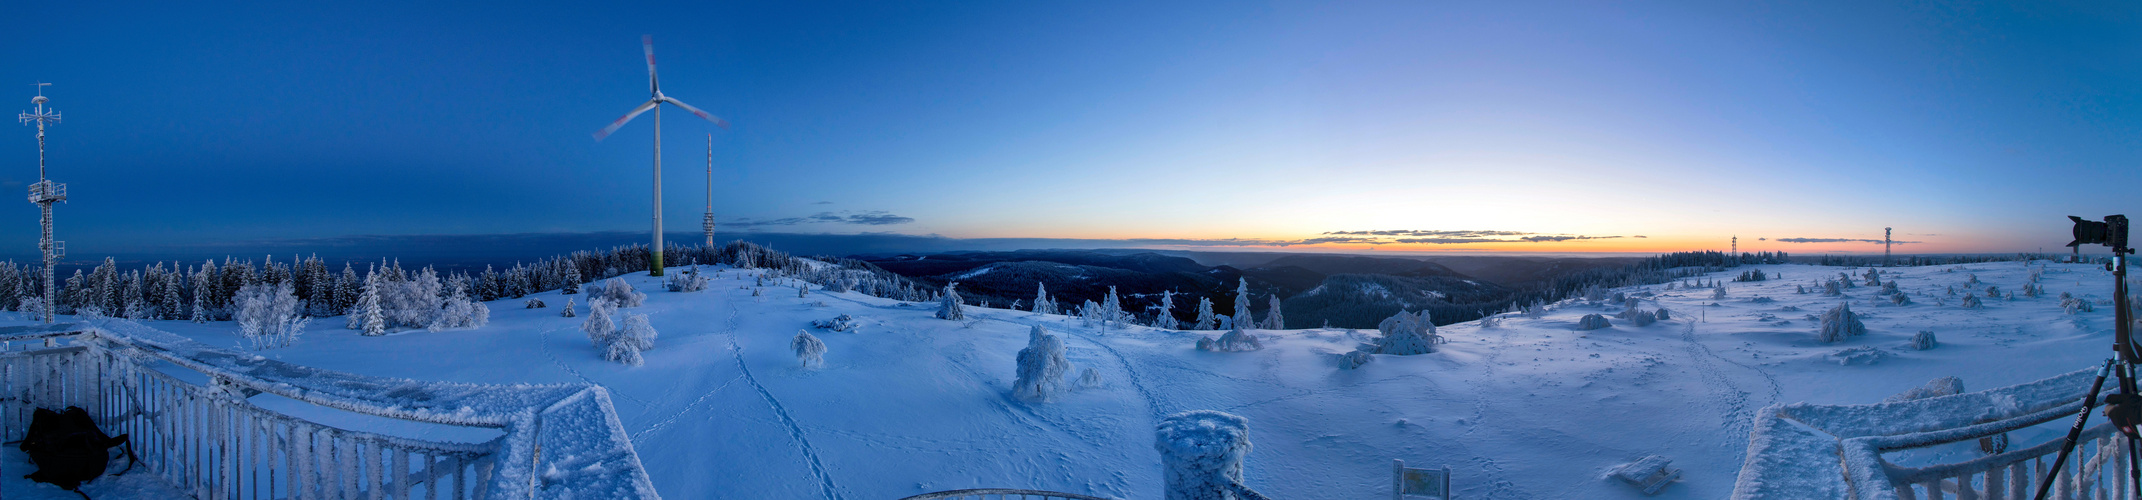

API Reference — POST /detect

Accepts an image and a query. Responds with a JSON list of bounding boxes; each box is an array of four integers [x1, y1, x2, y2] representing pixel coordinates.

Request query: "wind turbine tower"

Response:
[[704, 133, 715, 248], [593, 35, 730, 277], [18, 83, 64, 325]]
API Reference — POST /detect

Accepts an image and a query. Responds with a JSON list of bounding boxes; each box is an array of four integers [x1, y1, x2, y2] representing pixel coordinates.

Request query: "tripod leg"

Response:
[[2037, 359, 2115, 500]]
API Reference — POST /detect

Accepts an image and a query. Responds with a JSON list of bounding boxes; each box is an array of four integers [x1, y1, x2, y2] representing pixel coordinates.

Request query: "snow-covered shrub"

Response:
[[1078, 367, 1102, 389], [1949, 285, 1958, 296], [1817, 303, 1866, 343], [1822, 280, 1841, 297], [16, 298, 45, 323], [603, 336, 644, 366], [1375, 310, 1440, 354], [1890, 293, 1913, 306], [1013, 325, 1071, 402], [1985, 285, 2001, 298], [1576, 314, 1611, 331], [561, 298, 577, 317], [1910, 331, 1937, 350], [1196, 336, 1217, 351], [1711, 287, 1728, 300], [1154, 410, 1252, 500], [1609, 291, 1627, 304], [1883, 376, 1963, 403], [582, 298, 617, 346], [1879, 281, 1899, 296], [1735, 270, 1767, 282], [1795, 285, 1807, 294], [1582, 285, 1607, 302], [1966, 273, 1980, 287], [1864, 269, 1881, 286], [664, 266, 709, 292], [234, 282, 308, 350], [792, 330, 826, 369], [1961, 294, 1983, 309], [1478, 314, 1501, 328], [525, 297, 546, 308], [1630, 310, 1658, 327], [2064, 297, 2093, 314], [429, 281, 489, 331], [1337, 349, 1373, 369], [616, 312, 657, 352], [1031, 283, 1056, 316], [1839, 273, 1856, 289], [1211, 327, 1263, 352], [1654, 308, 1671, 321], [936, 282, 965, 320], [812, 314, 857, 332], [1829, 346, 1890, 365], [597, 278, 645, 307]]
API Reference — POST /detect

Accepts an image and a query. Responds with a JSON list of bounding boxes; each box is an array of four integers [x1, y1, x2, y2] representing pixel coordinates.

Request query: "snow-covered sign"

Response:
[[1393, 459, 1452, 500]]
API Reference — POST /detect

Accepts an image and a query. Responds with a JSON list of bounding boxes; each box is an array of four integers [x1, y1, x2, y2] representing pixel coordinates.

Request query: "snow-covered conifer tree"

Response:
[[349, 273, 387, 336], [562, 261, 582, 294], [1260, 294, 1284, 330], [1212, 325, 1263, 352], [1231, 278, 1252, 329], [616, 312, 657, 351], [598, 277, 645, 307], [561, 298, 577, 317], [1376, 310, 1440, 354], [1961, 294, 1983, 309], [1013, 325, 1070, 402], [429, 280, 490, 331], [1151, 290, 1177, 330], [1193, 297, 1217, 330], [936, 282, 965, 320], [1031, 283, 1055, 316], [1102, 286, 1125, 326], [1817, 303, 1866, 343], [792, 329, 826, 369]]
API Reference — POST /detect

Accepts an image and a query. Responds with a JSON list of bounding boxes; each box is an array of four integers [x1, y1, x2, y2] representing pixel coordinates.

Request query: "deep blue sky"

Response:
[[3, 1, 2138, 259]]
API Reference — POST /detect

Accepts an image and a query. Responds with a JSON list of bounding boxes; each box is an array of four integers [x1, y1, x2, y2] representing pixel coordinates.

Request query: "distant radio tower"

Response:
[[703, 133, 715, 248], [18, 83, 65, 325], [1884, 227, 1893, 267], [1731, 235, 1737, 257]]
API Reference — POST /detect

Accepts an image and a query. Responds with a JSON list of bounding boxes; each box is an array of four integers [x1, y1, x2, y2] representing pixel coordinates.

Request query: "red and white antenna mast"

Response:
[[18, 83, 65, 325]]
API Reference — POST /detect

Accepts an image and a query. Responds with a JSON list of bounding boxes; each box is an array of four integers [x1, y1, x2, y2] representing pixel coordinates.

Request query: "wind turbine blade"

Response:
[[661, 97, 731, 128], [643, 35, 659, 94], [593, 99, 661, 140]]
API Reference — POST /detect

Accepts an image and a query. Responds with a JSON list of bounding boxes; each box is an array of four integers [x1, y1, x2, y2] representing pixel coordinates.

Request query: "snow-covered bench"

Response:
[[0, 321, 657, 499], [1732, 367, 2127, 499]]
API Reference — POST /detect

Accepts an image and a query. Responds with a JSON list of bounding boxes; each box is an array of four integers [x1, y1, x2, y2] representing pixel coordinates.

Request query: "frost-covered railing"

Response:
[[0, 321, 658, 499], [1732, 367, 2132, 499], [897, 489, 1118, 500]]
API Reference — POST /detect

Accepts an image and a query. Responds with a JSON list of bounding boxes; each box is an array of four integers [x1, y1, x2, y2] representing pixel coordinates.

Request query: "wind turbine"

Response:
[[594, 35, 729, 277], [704, 133, 715, 247]]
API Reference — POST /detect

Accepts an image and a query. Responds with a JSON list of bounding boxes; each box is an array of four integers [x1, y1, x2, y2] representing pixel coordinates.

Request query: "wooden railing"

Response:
[[0, 321, 658, 499]]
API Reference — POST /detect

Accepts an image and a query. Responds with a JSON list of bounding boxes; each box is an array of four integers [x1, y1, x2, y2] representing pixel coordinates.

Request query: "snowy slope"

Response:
[[4, 260, 2130, 499]]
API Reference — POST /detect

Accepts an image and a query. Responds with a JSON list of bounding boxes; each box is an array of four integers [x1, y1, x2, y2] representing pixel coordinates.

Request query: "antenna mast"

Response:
[[704, 133, 714, 248], [1884, 227, 1893, 267], [18, 83, 65, 326]]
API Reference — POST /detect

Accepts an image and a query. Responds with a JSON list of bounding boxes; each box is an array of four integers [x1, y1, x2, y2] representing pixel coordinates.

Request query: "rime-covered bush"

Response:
[[792, 330, 826, 368], [1576, 314, 1611, 331], [17, 297, 46, 323], [1337, 349, 1373, 369], [1609, 292, 1627, 304], [2064, 297, 2093, 314], [1711, 287, 1728, 300], [1154, 410, 1252, 500], [1822, 280, 1842, 296], [1372, 310, 1440, 355], [812, 314, 857, 332], [1582, 285, 1607, 302], [936, 282, 965, 320], [597, 277, 646, 307], [1961, 294, 1983, 309], [1864, 269, 1882, 286], [561, 298, 577, 317], [1795, 285, 1807, 294], [1818, 303, 1866, 343], [1654, 308, 1671, 321], [1910, 331, 1937, 350], [1196, 336, 1217, 351], [1890, 293, 1913, 306], [429, 281, 489, 331], [234, 282, 308, 350], [1966, 273, 1980, 287], [1879, 281, 1899, 296], [664, 266, 709, 292], [1078, 367, 1103, 389], [1838, 273, 1856, 289], [616, 312, 657, 352], [1630, 310, 1658, 327], [1478, 314, 1501, 328], [582, 298, 617, 346], [1883, 376, 1963, 403], [1735, 270, 1766, 282], [1013, 325, 1071, 402], [603, 336, 644, 366], [1211, 327, 1263, 352], [1030, 283, 1057, 316], [525, 297, 546, 308]]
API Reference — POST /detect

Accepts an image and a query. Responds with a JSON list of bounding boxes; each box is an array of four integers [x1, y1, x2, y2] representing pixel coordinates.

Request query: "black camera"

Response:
[[2070, 215, 2130, 251]]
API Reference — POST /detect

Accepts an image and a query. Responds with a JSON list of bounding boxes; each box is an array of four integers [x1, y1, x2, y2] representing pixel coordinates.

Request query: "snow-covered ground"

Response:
[[3, 260, 2130, 499]]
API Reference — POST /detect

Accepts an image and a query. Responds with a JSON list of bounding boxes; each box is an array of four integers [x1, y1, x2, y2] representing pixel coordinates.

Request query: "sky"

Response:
[[2, 0, 2138, 260]]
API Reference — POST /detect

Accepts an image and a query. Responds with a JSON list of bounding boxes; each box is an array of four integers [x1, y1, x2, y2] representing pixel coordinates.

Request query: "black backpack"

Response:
[[16, 406, 136, 498]]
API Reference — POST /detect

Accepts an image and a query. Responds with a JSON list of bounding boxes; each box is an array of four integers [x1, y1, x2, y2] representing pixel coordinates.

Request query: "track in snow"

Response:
[[728, 304, 844, 500]]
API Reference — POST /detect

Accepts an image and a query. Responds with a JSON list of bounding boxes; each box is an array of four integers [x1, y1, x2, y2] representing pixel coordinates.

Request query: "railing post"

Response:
[[1154, 410, 1252, 500]]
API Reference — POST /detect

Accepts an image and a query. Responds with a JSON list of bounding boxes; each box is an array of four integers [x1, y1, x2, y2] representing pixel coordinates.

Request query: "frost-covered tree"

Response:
[[1818, 303, 1866, 343], [1078, 367, 1102, 389], [1151, 290, 1177, 330], [1711, 286, 1728, 300], [616, 312, 657, 352], [1375, 310, 1440, 354], [1985, 285, 2001, 298], [1961, 294, 1983, 309], [1629, 310, 1658, 327], [1207, 326, 1263, 352], [562, 261, 582, 294], [1155, 410, 1252, 500], [665, 266, 709, 292], [603, 335, 644, 366], [936, 282, 965, 320], [1193, 297, 1217, 330], [17, 297, 45, 323], [1822, 280, 1842, 297], [1231, 278, 1252, 329], [597, 277, 645, 307], [429, 280, 490, 331], [1910, 331, 1938, 350], [1576, 313, 1611, 331], [1013, 325, 1070, 402], [525, 297, 547, 308], [1655, 308, 1671, 321], [561, 298, 577, 317], [1102, 286, 1126, 326], [583, 297, 617, 346], [792, 329, 827, 369], [1338, 349, 1373, 369], [1031, 283, 1055, 316], [234, 282, 308, 350], [1259, 295, 1284, 330], [348, 273, 387, 336]]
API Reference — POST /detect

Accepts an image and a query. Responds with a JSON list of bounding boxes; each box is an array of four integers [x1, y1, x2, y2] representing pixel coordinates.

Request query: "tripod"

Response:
[[2037, 215, 2138, 500]]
